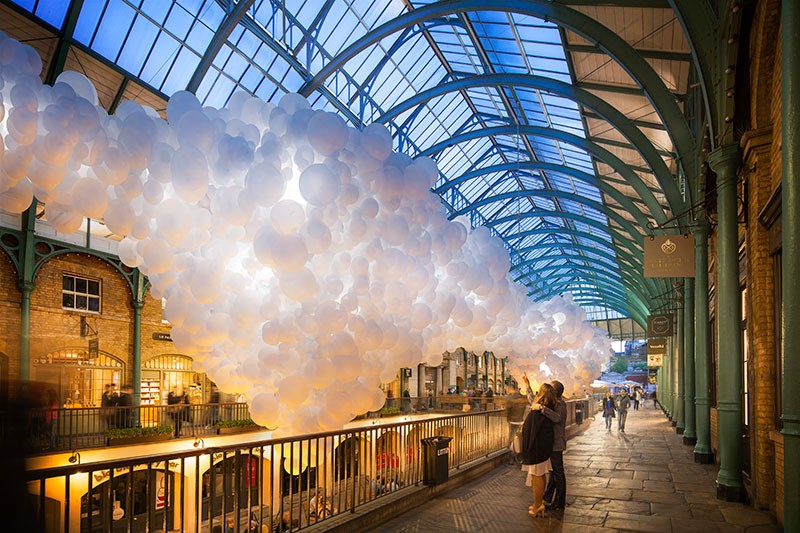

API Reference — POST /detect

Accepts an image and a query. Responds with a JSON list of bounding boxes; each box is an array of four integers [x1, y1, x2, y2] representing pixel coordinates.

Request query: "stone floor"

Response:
[[377, 406, 781, 532]]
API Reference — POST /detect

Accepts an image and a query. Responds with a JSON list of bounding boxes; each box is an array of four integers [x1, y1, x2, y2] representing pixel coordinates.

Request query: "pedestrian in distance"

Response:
[[617, 388, 631, 432], [602, 391, 616, 431]]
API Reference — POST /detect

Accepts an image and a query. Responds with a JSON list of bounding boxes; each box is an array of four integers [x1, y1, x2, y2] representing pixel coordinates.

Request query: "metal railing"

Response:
[[27, 396, 600, 453], [23, 409, 508, 532], [26, 403, 253, 453]]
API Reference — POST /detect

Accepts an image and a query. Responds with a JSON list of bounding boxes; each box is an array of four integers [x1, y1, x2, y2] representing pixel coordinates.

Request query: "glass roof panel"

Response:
[[5, 0, 679, 318]]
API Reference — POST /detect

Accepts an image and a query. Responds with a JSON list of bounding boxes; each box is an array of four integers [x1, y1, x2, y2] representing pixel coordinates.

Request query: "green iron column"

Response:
[[131, 269, 146, 408], [684, 277, 697, 445], [670, 334, 677, 420], [665, 338, 672, 419], [708, 144, 743, 501], [782, 0, 800, 527], [132, 300, 143, 405], [676, 292, 686, 433], [17, 202, 37, 391], [693, 220, 714, 462]]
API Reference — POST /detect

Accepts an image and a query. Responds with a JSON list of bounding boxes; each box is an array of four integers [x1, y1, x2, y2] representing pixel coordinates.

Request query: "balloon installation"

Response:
[[0, 33, 611, 435]]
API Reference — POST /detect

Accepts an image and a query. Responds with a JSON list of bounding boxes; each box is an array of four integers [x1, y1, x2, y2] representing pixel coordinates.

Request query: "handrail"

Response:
[[22, 409, 509, 532]]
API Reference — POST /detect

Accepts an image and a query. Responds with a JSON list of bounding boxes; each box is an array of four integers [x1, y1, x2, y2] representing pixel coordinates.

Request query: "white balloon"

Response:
[[55, 71, 98, 106], [299, 164, 340, 206]]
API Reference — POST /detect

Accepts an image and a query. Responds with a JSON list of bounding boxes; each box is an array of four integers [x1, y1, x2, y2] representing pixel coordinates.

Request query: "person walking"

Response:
[[44, 389, 59, 449], [616, 388, 631, 432], [520, 382, 556, 518], [505, 383, 529, 465], [102, 383, 119, 429], [602, 391, 616, 431], [117, 385, 134, 428], [541, 380, 567, 511]]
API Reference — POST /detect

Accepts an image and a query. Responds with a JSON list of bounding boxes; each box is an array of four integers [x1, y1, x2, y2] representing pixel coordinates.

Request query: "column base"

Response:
[[716, 483, 745, 502], [683, 436, 697, 446], [676, 426, 685, 434], [694, 451, 714, 464]]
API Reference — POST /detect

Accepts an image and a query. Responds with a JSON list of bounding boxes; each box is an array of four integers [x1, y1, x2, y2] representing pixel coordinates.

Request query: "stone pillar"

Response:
[[708, 144, 744, 501], [783, 1, 800, 526], [684, 277, 697, 445], [676, 293, 685, 433], [693, 219, 714, 462]]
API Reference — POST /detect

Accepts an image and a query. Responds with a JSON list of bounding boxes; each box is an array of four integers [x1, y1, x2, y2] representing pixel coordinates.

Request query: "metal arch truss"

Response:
[[420, 125, 671, 224], [380, 72, 683, 215], [0, 224, 144, 303], [435, 161, 654, 230], [299, 0, 697, 202]]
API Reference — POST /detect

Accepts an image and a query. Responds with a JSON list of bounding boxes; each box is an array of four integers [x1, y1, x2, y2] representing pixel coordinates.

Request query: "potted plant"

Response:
[[215, 419, 261, 435], [106, 425, 173, 446], [380, 407, 401, 417]]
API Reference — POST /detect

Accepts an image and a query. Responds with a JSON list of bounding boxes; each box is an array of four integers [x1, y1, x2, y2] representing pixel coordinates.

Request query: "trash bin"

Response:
[[421, 436, 452, 485], [575, 407, 584, 424]]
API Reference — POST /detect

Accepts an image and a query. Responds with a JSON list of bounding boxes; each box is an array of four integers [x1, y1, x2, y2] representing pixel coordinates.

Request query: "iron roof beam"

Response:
[[435, 161, 654, 229], [186, 0, 256, 94], [565, 43, 692, 63], [378, 72, 683, 214], [419, 125, 670, 223], [298, 0, 695, 213]]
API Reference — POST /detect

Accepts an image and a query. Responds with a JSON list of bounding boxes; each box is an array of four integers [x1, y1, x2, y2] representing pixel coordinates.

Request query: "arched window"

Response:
[[32, 349, 124, 408]]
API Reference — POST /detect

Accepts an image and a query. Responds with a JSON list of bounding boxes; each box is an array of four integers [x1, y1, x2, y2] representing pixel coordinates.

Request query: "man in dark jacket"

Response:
[[541, 380, 567, 510], [617, 388, 631, 432]]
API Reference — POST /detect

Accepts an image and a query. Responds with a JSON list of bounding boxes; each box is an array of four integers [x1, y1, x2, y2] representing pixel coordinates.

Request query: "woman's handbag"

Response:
[[510, 428, 522, 453]]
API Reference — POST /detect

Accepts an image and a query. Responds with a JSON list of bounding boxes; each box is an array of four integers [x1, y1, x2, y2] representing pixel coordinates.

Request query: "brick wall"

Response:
[[0, 250, 21, 393], [0, 249, 193, 397], [741, 0, 783, 519]]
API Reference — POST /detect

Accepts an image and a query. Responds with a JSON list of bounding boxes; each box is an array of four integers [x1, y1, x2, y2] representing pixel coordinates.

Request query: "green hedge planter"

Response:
[[106, 425, 173, 446], [215, 419, 261, 435]]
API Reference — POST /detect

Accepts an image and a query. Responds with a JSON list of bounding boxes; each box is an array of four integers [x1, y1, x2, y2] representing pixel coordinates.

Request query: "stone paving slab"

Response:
[[376, 407, 780, 532]]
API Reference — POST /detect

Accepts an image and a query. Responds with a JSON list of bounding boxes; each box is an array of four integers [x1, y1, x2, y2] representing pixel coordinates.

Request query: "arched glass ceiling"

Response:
[[1, 0, 694, 323]]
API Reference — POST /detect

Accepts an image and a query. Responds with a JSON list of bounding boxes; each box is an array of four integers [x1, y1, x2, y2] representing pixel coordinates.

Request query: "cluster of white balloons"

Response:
[[0, 33, 611, 435]]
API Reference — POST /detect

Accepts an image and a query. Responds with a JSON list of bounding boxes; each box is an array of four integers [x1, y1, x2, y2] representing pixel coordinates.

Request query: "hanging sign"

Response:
[[647, 338, 667, 354], [88, 338, 99, 358], [647, 315, 674, 337], [644, 235, 695, 277], [647, 338, 666, 368], [152, 332, 173, 342]]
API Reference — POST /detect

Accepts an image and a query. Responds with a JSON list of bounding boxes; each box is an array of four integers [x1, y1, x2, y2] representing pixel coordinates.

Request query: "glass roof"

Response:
[[2, 0, 693, 321]]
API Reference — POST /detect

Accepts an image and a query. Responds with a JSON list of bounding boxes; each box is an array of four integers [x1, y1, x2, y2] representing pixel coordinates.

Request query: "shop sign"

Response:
[[648, 338, 667, 354], [644, 235, 695, 277], [152, 332, 173, 342], [647, 314, 674, 337], [88, 338, 99, 358], [648, 353, 663, 367]]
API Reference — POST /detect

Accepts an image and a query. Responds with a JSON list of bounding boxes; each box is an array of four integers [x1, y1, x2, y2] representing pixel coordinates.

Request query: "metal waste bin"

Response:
[[421, 436, 452, 485], [575, 406, 584, 424]]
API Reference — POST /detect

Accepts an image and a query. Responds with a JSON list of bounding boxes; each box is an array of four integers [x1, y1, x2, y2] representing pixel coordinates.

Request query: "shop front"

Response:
[[32, 349, 124, 408], [140, 354, 207, 427]]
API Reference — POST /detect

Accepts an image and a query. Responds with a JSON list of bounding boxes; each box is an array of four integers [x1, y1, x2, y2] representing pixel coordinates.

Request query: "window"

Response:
[[62, 274, 101, 313]]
